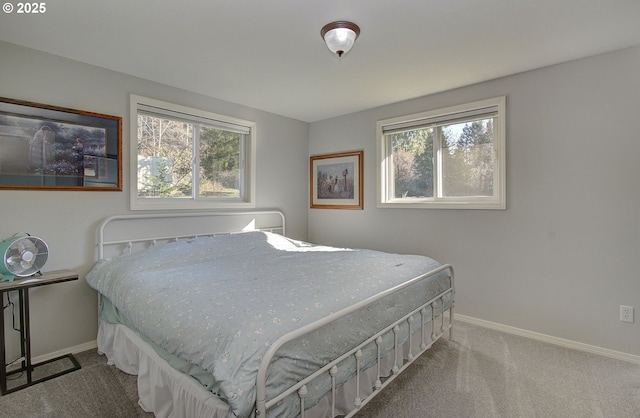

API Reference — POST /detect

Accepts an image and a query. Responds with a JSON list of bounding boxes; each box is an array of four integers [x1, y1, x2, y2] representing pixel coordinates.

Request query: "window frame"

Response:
[[130, 95, 256, 210], [377, 96, 506, 210]]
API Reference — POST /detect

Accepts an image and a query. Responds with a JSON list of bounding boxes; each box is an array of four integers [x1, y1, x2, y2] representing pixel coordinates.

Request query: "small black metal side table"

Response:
[[0, 269, 81, 395]]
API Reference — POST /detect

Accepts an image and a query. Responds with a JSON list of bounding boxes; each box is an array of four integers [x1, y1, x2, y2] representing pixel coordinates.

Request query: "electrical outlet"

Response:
[[620, 305, 634, 323]]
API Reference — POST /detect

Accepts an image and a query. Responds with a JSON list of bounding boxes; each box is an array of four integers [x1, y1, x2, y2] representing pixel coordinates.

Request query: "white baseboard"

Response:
[[32, 340, 98, 365], [24, 316, 640, 369], [454, 314, 640, 365]]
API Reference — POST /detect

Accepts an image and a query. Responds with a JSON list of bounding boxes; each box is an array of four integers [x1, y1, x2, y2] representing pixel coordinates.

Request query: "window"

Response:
[[130, 95, 256, 210], [377, 96, 506, 209]]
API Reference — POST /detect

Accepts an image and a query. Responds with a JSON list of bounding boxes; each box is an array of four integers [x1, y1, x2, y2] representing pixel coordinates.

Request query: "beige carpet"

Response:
[[0, 321, 638, 417], [0, 351, 150, 418], [356, 321, 640, 417]]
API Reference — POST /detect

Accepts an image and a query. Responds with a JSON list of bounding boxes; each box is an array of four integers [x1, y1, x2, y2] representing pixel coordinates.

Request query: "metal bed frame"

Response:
[[94, 210, 454, 418]]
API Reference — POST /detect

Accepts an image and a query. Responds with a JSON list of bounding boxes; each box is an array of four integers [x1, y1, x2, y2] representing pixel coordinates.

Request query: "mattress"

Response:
[[86, 231, 451, 417]]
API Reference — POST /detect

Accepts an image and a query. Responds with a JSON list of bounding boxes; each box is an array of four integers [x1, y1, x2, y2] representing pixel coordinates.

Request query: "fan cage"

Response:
[[2, 236, 49, 277]]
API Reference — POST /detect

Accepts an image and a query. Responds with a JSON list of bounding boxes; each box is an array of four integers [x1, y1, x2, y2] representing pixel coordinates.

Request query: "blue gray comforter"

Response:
[[86, 231, 451, 417]]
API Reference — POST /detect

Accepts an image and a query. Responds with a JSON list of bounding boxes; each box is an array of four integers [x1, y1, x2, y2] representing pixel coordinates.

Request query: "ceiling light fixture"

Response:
[[321, 21, 360, 58]]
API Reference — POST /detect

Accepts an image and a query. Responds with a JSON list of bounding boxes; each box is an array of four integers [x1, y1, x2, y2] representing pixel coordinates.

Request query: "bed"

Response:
[[86, 211, 454, 418]]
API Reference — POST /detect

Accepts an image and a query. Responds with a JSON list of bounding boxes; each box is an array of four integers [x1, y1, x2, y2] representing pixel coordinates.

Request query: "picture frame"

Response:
[[310, 150, 363, 209], [0, 97, 122, 191]]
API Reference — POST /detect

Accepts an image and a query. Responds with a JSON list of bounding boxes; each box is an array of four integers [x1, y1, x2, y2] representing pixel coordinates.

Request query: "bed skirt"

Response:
[[98, 320, 230, 417], [97, 317, 445, 418]]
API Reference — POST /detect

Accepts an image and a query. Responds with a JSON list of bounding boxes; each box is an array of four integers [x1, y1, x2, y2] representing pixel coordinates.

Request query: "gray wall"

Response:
[[0, 41, 309, 359], [2, 40, 638, 362], [308, 47, 640, 357]]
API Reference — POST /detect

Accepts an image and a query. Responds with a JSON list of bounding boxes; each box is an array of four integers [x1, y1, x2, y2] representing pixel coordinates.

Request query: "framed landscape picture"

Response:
[[310, 150, 363, 209], [0, 97, 122, 191]]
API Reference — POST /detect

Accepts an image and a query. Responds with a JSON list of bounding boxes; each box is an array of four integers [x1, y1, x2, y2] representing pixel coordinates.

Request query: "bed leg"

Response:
[[449, 305, 454, 340]]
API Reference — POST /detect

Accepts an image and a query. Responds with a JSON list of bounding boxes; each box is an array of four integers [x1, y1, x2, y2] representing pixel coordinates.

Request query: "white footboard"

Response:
[[256, 264, 454, 417]]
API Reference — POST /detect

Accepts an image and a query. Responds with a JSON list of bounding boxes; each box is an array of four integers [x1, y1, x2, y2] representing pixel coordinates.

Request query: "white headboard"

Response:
[[96, 210, 285, 260]]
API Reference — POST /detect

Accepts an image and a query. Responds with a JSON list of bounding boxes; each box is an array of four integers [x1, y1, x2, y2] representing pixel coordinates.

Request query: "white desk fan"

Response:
[[0, 234, 49, 282]]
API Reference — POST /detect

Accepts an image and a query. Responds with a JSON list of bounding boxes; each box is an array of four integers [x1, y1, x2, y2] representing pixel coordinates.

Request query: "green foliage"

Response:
[[147, 161, 175, 197], [391, 128, 434, 198], [391, 118, 495, 199], [136, 115, 242, 198], [442, 120, 494, 197], [199, 127, 240, 193]]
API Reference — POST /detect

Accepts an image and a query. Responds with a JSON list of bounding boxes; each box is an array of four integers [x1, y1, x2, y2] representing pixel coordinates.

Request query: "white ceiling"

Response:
[[1, 0, 639, 122]]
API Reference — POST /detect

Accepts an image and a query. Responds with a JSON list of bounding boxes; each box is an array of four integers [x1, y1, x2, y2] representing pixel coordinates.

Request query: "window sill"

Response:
[[377, 199, 505, 210], [131, 199, 256, 211]]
